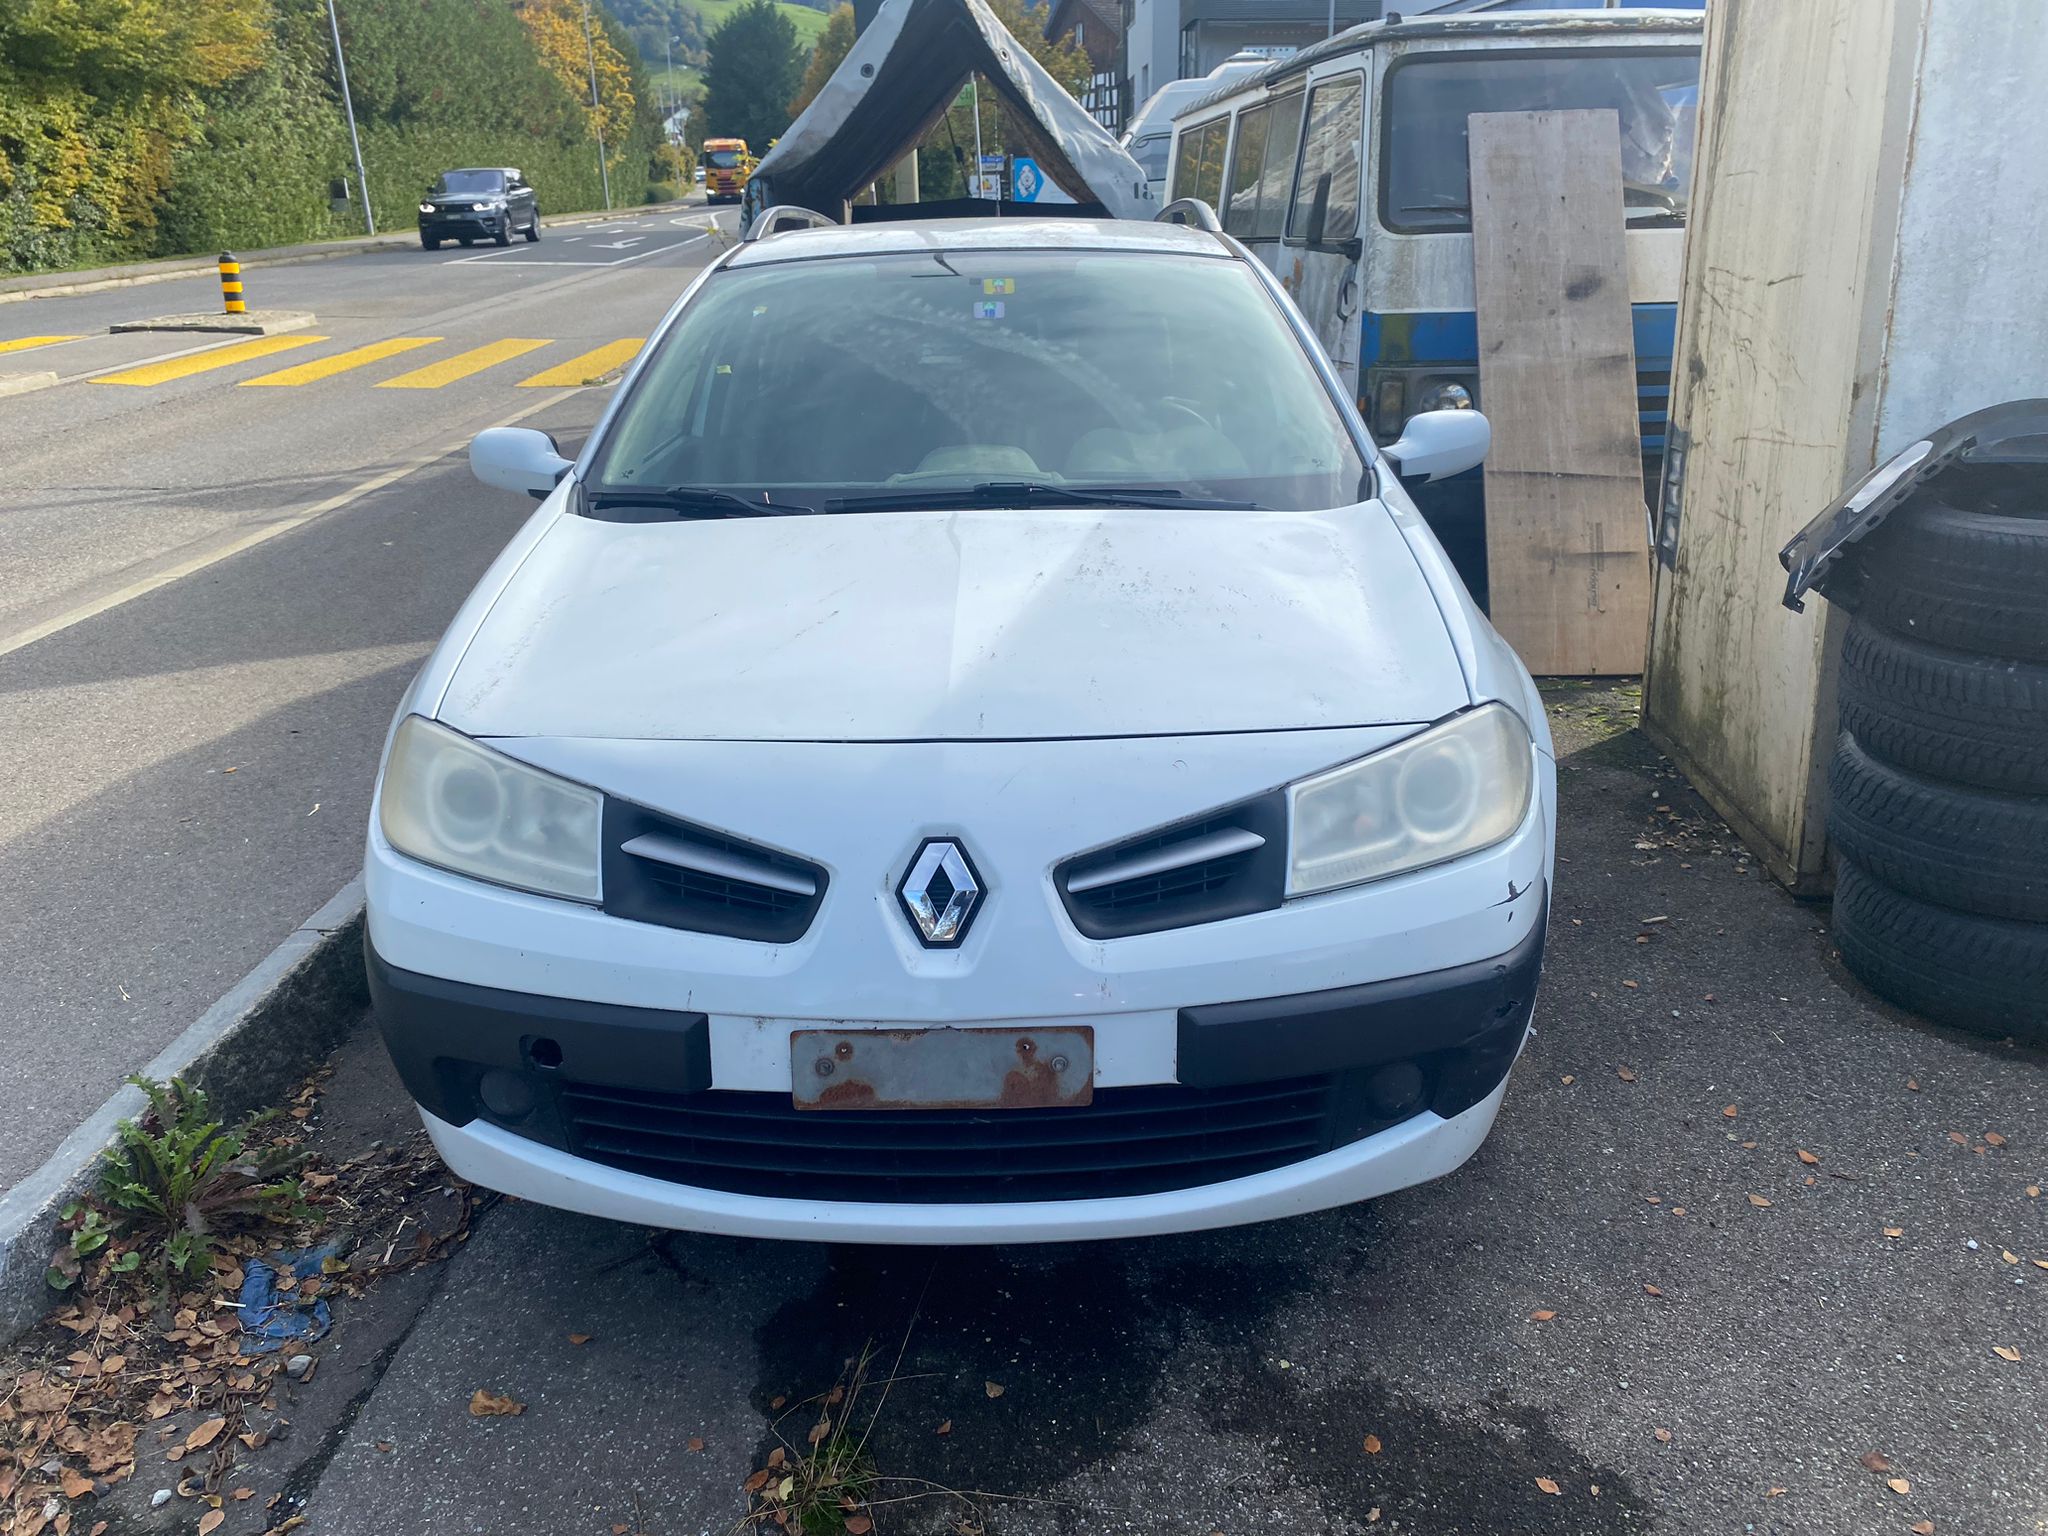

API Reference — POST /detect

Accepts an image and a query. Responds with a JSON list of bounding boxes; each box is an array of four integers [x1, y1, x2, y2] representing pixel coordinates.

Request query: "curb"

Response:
[[0, 877, 370, 1345], [0, 201, 707, 306]]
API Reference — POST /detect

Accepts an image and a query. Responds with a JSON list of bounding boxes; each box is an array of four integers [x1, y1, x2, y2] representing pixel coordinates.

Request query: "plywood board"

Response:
[[1469, 109, 1652, 675]]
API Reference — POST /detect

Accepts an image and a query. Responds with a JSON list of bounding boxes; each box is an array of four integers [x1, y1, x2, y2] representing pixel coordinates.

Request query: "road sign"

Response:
[[1010, 157, 1043, 203], [974, 173, 1001, 199], [979, 154, 1005, 172]]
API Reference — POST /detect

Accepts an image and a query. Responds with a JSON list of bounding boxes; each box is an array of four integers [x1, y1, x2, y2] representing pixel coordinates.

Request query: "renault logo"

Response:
[[897, 838, 984, 948]]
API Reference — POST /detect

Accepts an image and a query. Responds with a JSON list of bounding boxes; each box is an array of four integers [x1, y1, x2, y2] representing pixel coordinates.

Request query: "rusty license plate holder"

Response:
[[791, 1026, 1095, 1111]]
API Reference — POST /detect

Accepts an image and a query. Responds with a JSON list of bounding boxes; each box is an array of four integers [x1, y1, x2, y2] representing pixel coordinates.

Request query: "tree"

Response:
[[701, 0, 804, 150], [789, 3, 854, 117], [519, 0, 640, 172]]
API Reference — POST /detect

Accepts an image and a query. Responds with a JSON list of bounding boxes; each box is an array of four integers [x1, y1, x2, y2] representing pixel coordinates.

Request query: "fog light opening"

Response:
[[527, 1037, 564, 1071], [478, 1067, 537, 1121], [1366, 1061, 1426, 1118]]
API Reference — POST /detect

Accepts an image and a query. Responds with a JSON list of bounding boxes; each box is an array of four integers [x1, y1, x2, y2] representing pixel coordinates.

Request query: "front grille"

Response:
[[1056, 792, 1287, 939], [557, 1074, 1341, 1203], [601, 799, 826, 943]]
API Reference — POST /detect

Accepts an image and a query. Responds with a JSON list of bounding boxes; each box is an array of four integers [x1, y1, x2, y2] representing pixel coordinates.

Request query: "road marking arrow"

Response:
[[592, 237, 646, 249]]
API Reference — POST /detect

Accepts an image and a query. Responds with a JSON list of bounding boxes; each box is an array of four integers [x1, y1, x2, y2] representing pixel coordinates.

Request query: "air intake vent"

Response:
[[1056, 792, 1286, 939], [602, 800, 826, 943]]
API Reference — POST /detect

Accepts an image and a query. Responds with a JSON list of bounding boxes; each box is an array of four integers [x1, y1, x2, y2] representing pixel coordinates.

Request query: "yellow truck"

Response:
[[702, 138, 754, 203]]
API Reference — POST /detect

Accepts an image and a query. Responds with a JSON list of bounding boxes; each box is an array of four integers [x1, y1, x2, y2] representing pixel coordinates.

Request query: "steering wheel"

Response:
[[1156, 397, 1214, 432]]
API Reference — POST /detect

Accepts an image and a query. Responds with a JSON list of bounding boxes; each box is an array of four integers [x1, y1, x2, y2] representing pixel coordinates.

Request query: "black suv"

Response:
[[418, 168, 539, 250]]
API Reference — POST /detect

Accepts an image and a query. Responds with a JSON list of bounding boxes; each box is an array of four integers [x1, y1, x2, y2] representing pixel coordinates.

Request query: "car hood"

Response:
[[437, 504, 1468, 742]]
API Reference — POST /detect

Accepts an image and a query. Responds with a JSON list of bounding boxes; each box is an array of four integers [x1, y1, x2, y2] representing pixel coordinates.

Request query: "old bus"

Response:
[[1166, 7, 1702, 603]]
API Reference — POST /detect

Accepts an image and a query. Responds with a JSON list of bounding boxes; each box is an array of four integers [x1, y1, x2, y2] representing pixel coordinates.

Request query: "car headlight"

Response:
[[378, 716, 602, 902], [1286, 704, 1534, 898], [418, 203, 435, 214], [472, 201, 494, 211]]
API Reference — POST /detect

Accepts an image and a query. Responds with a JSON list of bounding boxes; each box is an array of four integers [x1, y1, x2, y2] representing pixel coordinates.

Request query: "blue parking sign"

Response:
[[1010, 157, 1045, 204]]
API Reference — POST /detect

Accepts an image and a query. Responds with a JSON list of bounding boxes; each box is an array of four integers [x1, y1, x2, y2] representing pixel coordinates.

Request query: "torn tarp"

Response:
[[747, 0, 1153, 221]]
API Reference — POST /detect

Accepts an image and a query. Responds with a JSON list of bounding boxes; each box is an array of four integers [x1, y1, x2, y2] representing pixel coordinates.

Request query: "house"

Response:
[[1044, 0, 1128, 129]]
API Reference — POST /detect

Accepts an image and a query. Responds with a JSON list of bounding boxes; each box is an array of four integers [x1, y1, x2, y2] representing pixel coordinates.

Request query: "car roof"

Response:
[[725, 217, 1230, 267]]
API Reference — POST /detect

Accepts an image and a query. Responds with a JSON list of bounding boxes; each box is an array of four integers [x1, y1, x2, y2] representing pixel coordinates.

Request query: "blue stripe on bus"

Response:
[[1364, 304, 1678, 455]]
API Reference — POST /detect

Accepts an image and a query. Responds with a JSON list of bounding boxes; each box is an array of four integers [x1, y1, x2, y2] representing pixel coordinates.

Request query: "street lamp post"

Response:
[[581, 0, 613, 211], [325, 0, 375, 234]]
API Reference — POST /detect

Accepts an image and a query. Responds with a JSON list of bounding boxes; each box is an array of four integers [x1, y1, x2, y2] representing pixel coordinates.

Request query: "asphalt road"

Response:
[[85, 694, 2047, 1536], [0, 203, 739, 1189]]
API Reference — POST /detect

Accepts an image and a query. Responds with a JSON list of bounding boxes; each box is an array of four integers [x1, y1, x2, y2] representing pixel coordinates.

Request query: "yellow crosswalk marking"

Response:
[[92, 334, 326, 387], [517, 338, 645, 388], [377, 338, 549, 390], [240, 336, 441, 387], [0, 335, 81, 355]]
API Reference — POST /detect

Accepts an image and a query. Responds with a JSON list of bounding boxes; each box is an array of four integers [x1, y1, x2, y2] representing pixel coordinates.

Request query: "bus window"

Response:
[[1287, 77, 1364, 243], [1170, 129, 1203, 201], [1381, 51, 1701, 232], [1190, 117, 1229, 208], [1223, 103, 1271, 236], [1253, 91, 1306, 239]]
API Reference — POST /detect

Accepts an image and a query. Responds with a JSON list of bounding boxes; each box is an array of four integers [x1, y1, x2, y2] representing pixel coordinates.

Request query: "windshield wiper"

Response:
[[584, 485, 815, 519], [825, 481, 1259, 513]]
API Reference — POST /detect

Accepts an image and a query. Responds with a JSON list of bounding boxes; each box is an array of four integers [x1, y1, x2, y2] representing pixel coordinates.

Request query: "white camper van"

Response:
[[1120, 52, 1278, 201]]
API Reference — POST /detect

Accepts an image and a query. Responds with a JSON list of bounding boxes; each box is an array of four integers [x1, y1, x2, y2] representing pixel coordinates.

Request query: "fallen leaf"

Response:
[[2003, 1250, 2019, 1265], [1722, 1105, 1738, 1119], [807, 1420, 832, 1446], [614, 1525, 630, 1535], [844, 1518, 873, 1535], [1911, 1521, 1935, 1534], [2028, 1186, 2041, 1199], [1560, 1074, 1575, 1085], [231, 1490, 254, 1502], [1748, 1193, 1773, 1208], [1796, 1149, 1820, 1166], [59, 1471, 92, 1500], [826, 1385, 846, 1407], [1766, 1487, 1786, 1497], [100, 1355, 126, 1375], [984, 1381, 1004, 1399], [1906, 1078, 1920, 1091], [1671, 1206, 1687, 1216], [1590, 1484, 1601, 1497], [1984, 1132, 2006, 1147], [186, 1419, 227, 1452], [237, 1432, 267, 1451], [744, 1471, 771, 1494], [2033, 1259, 2048, 1271], [468, 1389, 524, 1417], [688, 1437, 705, 1453], [1948, 1131, 1968, 1145], [1617, 1066, 1638, 1082], [1887, 1477, 1911, 1495], [1884, 1227, 1905, 1239], [767, 1447, 786, 1470], [198, 1513, 224, 1536], [1622, 980, 1639, 990], [1536, 1477, 1562, 1496], [374, 1442, 393, 1454], [1654, 1428, 1672, 1443], [1860, 1451, 1892, 1474], [769, 1395, 786, 1409], [1992, 1346, 2022, 1363], [1643, 1283, 1663, 1297], [1530, 1310, 1557, 1322], [935, 1420, 952, 1436], [1363, 1434, 1382, 1455], [1741, 1140, 1758, 1150], [1367, 1510, 1381, 1524], [1645, 1195, 1660, 1204], [568, 1334, 592, 1346]]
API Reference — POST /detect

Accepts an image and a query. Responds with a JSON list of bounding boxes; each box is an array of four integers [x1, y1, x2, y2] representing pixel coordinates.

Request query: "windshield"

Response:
[[1383, 50, 1700, 231], [1127, 133, 1171, 179], [433, 170, 504, 196], [587, 250, 1368, 515], [706, 149, 743, 169]]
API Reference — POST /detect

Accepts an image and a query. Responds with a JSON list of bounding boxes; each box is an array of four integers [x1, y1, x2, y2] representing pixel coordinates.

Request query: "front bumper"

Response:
[[420, 213, 508, 238], [368, 908, 1541, 1241]]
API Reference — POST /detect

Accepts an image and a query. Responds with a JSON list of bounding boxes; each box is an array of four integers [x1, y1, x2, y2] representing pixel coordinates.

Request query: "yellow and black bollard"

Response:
[[217, 252, 245, 315]]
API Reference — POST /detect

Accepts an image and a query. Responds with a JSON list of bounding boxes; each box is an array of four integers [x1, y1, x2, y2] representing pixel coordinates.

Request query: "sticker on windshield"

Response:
[[981, 277, 1016, 295], [973, 300, 1005, 319]]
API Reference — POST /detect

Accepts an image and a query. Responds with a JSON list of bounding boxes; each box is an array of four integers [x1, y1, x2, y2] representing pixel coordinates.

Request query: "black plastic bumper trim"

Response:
[[367, 942, 710, 1130], [1176, 896, 1546, 1095]]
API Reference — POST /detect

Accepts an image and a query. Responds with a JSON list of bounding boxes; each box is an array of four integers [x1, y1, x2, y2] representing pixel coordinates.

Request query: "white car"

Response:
[[365, 212, 1555, 1244]]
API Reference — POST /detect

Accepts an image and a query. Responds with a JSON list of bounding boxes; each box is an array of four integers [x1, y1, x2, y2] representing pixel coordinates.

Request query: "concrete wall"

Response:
[[1641, 0, 1920, 890], [1876, 1, 2048, 457]]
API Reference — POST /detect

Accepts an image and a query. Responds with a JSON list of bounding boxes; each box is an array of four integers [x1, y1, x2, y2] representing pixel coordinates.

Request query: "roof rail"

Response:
[[1155, 198, 1223, 233], [743, 205, 838, 242]]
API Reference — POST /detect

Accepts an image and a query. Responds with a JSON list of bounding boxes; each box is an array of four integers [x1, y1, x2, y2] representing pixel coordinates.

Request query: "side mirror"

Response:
[[1381, 409, 1491, 484], [470, 427, 572, 498]]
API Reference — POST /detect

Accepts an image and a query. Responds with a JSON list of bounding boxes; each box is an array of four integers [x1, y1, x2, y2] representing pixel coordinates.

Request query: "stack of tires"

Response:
[[1824, 462, 2048, 1043]]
